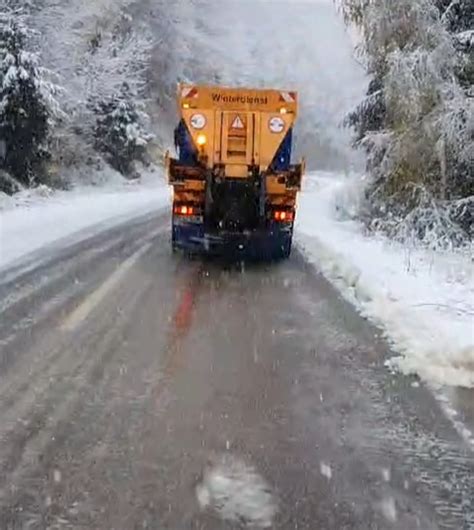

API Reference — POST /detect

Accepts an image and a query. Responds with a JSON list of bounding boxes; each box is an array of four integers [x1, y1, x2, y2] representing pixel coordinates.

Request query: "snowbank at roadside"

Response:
[[296, 173, 474, 389], [0, 169, 170, 271]]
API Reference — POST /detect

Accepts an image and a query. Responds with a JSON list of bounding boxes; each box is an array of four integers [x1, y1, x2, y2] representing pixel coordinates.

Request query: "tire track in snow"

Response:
[[0, 227, 167, 422], [0, 246, 155, 502], [0, 213, 166, 313]]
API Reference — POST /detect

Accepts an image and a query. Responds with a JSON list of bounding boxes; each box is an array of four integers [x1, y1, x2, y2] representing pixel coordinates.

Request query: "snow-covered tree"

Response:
[[0, 9, 63, 192], [23, 1, 156, 177], [436, 0, 473, 92], [341, 0, 473, 248], [92, 84, 153, 176]]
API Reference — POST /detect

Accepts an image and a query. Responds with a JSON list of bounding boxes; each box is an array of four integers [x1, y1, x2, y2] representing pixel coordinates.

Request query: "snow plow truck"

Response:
[[166, 84, 304, 260]]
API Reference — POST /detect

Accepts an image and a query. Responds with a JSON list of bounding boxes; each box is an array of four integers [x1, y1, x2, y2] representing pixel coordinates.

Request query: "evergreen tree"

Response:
[[92, 84, 153, 176], [0, 12, 62, 192]]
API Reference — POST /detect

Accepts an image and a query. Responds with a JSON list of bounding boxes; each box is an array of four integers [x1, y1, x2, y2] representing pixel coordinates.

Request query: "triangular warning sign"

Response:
[[231, 115, 245, 129]]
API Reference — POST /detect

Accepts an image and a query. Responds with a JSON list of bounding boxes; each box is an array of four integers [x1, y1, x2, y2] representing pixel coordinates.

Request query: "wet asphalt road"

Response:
[[0, 211, 473, 530]]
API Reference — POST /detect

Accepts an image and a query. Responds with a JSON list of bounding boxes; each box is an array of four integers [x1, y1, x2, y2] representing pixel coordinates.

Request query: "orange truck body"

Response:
[[166, 84, 305, 259]]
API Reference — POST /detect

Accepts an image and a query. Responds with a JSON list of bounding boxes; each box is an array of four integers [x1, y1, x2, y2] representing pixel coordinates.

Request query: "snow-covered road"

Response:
[[0, 174, 170, 272], [297, 173, 474, 389], [296, 172, 474, 449], [1, 172, 473, 451], [0, 208, 472, 528]]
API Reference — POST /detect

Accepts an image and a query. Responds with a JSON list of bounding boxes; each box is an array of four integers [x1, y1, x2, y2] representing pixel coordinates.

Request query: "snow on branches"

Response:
[[0, 8, 64, 190], [92, 84, 153, 177], [341, 0, 473, 248], [34, 0, 153, 109], [22, 0, 156, 178]]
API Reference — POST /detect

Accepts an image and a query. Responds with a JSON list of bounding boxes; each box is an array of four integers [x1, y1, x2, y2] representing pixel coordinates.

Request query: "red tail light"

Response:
[[273, 210, 294, 222], [174, 205, 195, 216]]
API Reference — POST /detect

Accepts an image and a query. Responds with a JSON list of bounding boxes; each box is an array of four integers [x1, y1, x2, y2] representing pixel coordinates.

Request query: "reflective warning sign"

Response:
[[231, 115, 245, 129]]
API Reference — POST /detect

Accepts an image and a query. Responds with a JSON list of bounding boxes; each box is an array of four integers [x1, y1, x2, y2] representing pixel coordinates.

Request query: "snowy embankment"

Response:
[[0, 171, 170, 272], [296, 173, 474, 389]]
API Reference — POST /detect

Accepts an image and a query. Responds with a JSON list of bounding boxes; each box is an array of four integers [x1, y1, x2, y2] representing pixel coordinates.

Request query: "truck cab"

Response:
[[166, 84, 304, 260]]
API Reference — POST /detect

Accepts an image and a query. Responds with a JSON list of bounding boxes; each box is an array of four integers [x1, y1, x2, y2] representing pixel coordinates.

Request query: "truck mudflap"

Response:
[[172, 219, 293, 260]]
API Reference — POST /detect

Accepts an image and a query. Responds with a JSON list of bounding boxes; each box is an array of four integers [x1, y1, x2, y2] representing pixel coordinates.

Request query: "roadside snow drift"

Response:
[[0, 173, 170, 271], [296, 174, 474, 388]]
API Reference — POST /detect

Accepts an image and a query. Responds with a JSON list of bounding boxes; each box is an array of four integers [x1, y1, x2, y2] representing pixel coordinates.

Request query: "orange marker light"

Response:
[[174, 205, 194, 216], [274, 210, 294, 222], [197, 134, 207, 146]]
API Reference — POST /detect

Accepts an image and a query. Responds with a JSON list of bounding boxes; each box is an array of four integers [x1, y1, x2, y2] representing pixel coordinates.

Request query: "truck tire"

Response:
[[205, 170, 214, 226], [171, 233, 178, 254], [280, 235, 293, 260], [281, 245, 291, 260]]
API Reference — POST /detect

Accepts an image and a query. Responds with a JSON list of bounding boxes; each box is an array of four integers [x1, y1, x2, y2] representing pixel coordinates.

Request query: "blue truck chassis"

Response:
[[172, 217, 293, 261]]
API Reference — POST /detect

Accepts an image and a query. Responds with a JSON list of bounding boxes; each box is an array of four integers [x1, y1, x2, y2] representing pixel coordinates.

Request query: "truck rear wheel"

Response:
[[171, 231, 178, 253], [281, 243, 292, 260], [278, 234, 293, 260]]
